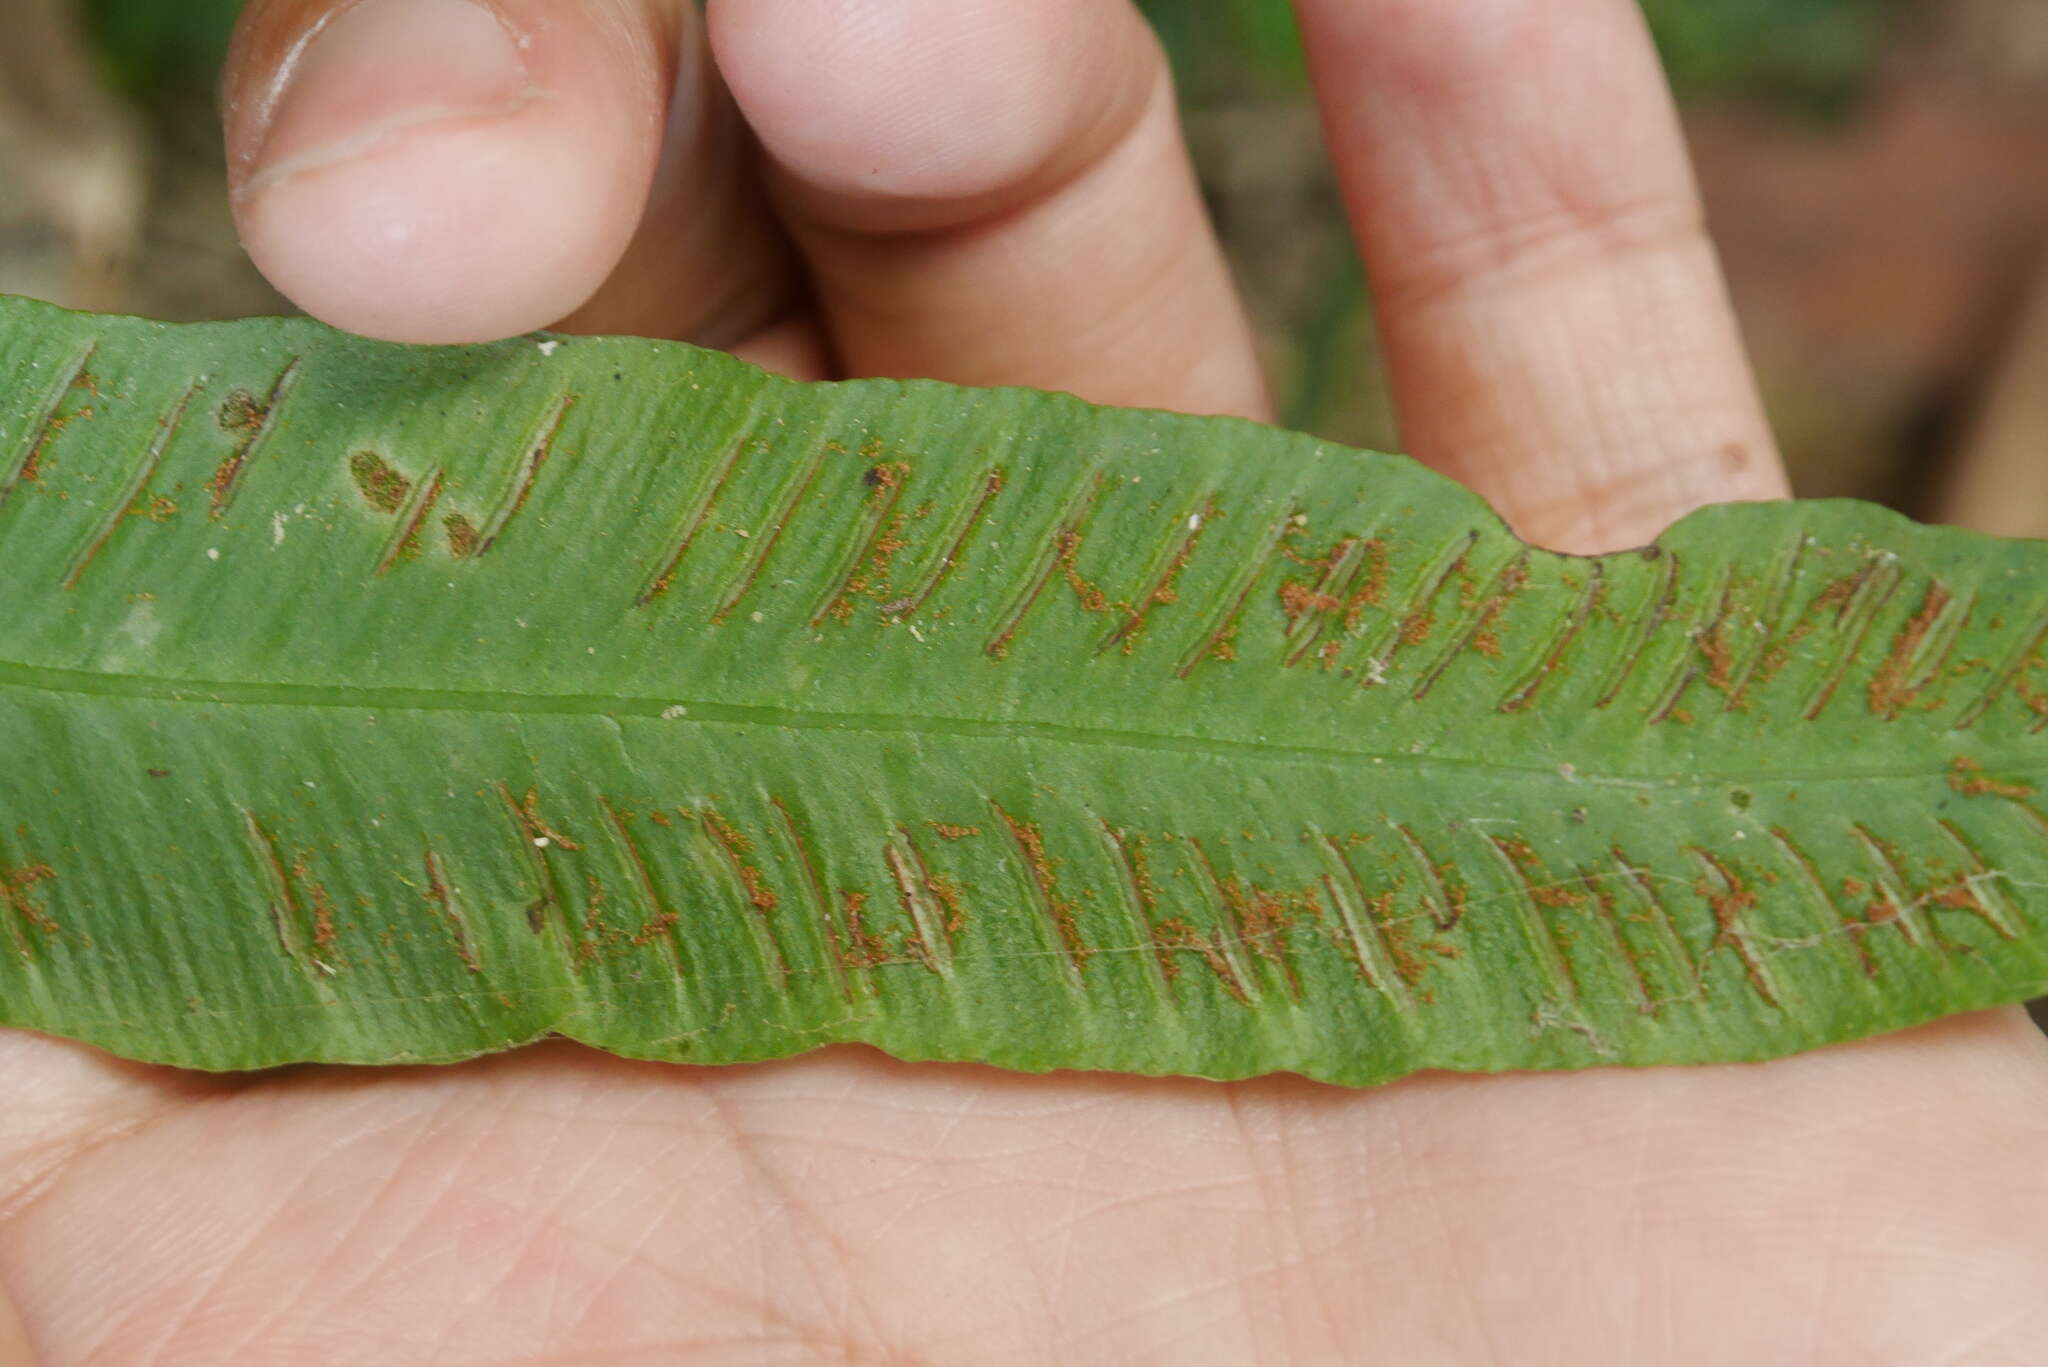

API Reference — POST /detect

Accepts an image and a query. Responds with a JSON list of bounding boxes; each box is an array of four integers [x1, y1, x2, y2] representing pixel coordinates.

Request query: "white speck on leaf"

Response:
[[661, 705, 688, 720], [206, 548, 221, 561], [537, 339, 559, 356], [100, 599, 161, 672]]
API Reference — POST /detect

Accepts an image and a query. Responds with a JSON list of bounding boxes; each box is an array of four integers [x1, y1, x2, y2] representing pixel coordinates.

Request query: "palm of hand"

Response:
[[6, 1020, 2047, 1362], [7, 1, 2048, 1362]]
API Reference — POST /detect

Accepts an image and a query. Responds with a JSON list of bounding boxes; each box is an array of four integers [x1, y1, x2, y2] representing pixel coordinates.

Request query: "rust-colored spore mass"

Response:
[[16, 406, 88, 487], [349, 451, 411, 515], [818, 460, 912, 625], [216, 390, 264, 437], [1279, 581, 1343, 622], [700, 807, 778, 913], [926, 871, 966, 936], [1691, 849, 1777, 1006], [1373, 892, 1437, 990], [1056, 529, 1112, 614], [993, 803, 1090, 969], [294, 850, 342, 971], [1151, 918, 1250, 1001], [1869, 585, 1957, 719], [836, 890, 898, 970], [208, 360, 301, 519], [421, 851, 483, 974], [1103, 500, 1217, 653], [1219, 873, 1318, 999], [443, 513, 480, 559], [1496, 836, 1538, 865], [1948, 755, 2035, 800], [3, 861, 59, 947], [374, 471, 444, 574], [505, 786, 583, 851]]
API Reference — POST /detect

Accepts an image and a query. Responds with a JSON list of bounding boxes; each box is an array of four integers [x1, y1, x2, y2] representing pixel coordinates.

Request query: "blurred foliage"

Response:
[[69, 0, 1904, 122], [1139, 0, 1308, 100], [1141, 0, 1901, 115], [79, 0, 241, 108], [1640, 0, 1901, 117]]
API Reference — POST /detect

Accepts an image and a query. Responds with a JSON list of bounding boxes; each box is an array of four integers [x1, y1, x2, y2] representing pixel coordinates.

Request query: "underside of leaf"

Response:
[[2, 293, 2045, 1085]]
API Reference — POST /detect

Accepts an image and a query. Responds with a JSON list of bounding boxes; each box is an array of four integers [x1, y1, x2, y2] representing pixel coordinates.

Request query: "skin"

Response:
[[5, 1, 2048, 1361]]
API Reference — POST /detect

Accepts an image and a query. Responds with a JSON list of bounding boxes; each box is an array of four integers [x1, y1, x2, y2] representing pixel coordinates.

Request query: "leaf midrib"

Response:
[[0, 657, 2001, 791]]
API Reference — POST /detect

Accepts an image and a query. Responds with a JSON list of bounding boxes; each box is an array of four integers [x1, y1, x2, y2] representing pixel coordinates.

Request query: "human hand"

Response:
[[5, 2, 2047, 1361]]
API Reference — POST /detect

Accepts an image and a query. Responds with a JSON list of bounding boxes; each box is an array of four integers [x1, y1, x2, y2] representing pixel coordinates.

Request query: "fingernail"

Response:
[[245, 0, 532, 196]]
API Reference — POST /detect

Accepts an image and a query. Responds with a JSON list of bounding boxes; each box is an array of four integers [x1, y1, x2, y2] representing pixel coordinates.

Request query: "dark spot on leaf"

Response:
[[444, 513, 479, 558], [348, 451, 411, 514], [216, 390, 264, 436]]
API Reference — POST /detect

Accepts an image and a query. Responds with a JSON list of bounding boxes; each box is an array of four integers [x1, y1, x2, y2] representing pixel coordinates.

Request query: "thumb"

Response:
[[224, 0, 684, 344]]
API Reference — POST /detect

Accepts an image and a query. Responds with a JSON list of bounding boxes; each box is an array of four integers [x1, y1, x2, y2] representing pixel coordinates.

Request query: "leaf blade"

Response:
[[3, 293, 2046, 1084]]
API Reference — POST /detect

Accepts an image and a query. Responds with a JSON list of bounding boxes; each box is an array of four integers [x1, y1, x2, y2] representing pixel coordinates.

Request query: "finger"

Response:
[[1292, 0, 1787, 552], [555, 20, 802, 347], [224, 0, 792, 347], [707, 0, 1271, 420]]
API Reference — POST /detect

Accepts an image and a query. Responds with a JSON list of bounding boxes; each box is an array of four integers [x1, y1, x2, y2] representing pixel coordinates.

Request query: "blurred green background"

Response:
[[77, 0, 241, 105], [75, 0, 1904, 114]]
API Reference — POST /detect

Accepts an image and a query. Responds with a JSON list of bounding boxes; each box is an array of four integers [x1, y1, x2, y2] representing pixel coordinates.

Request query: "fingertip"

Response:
[[235, 116, 639, 344], [705, 0, 1267, 418], [708, 0, 1155, 231], [226, 0, 672, 344]]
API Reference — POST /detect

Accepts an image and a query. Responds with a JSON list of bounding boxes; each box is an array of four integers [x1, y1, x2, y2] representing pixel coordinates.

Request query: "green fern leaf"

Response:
[[3, 294, 2044, 1084]]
